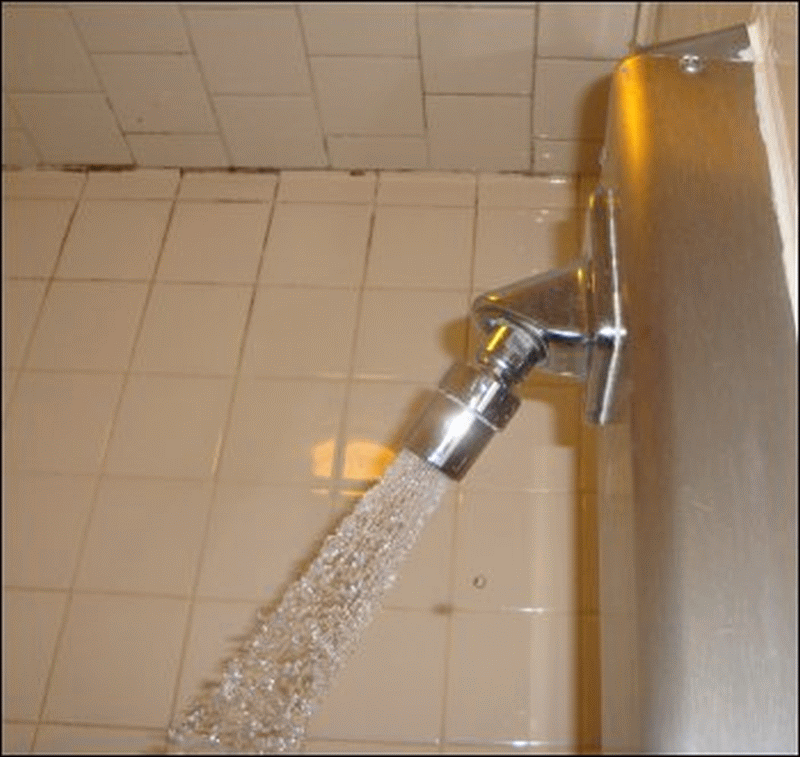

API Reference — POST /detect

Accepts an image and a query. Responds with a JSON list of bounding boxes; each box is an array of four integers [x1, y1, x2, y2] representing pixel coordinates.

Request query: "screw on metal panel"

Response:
[[679, 54, 705, 74]]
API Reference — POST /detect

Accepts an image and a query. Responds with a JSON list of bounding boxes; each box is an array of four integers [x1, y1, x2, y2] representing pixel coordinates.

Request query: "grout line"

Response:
[[165, 170, 282, 733], [530, 2, 540, 173], [413, 4, 431, 169]]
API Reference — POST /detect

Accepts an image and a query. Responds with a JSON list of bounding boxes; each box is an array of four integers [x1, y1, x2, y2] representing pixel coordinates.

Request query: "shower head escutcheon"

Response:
[[403, 186, 628, 480]]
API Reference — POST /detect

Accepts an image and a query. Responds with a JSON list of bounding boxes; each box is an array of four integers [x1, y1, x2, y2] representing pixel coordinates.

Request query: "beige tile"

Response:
[[74, 478, 213, 596], [310, 58, 424, 136], [276, 171, 376, 204], [32, 725, 165, 754], [27, 282, 148, 371], [132, 283, 252, 375], [533, 139, 603, 176], [186, 7, 311, 95], [377, 172, 476, 207], [127, 133, 229, 169], [445, 612, 579, 743], [56, 200, 172, 280], [3, 370, 18, 416], [44, 594, 188, 728], [4, 95, 21, 130], [307, 609, 447, 742], [452, 490, 578, 612], [2, 589, 68, 720], [426, 95, 530, 171], [2, 169, 85, 200], [353, 289, 469, 383], [157, 202, 271, 283], [83, 169, 180, 199], [261, 203, 371, 287], [70, 3, 190, 53], [537, 3, 637, 60], [213, 96, 326, 168], [300, 3, 417, 56], [172, 599, 263, 716], [10, 94, 131, 166], [419, 6, 535, 94], [197, 484, 346, 601], [532, 60, 615, 141], [4, 473, 96, 589], [105, 375, 233, 478], [477, 175, 580, 209], [3, 280, 47, 368], [2, 722, 36, 753], [220, 378, 346, 484], [328, 137, 428, 170], [3, 7, 100, 92], [7, 372, 123, 474], [2, 130, 37, 168], [3, 200, 76, 278], [241, 287, 359, 379], [366, 206, 474, 290], [305, 741, 438, 754], [93, 54, 216, 133], [178, 172, 278, 201], [474, 208, 581, 290]]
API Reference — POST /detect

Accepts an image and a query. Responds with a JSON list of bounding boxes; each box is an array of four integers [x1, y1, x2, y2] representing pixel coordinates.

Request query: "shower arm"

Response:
[[404, 186, 627, 480]]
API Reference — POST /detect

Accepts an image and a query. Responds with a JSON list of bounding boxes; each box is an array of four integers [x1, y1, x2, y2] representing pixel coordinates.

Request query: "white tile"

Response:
[[10, 94, 131, 166], [377, 172, 476, 206], [84, 168, 181, 199], [132, 283, 251, 374], [307, 609, 447, 742], [300, 3, 417, 56], [276, 171, 376, 204], [27, 282, 148, 371], [220, 378, 346, 484], [340, 381, 431, 483], [2, 590, 68, 720], [2, 130, 38, 168], [478, 175, 579, 209], [172, 598, 263, 716], [426, 95, 530, 171], [474, 207, 581, 290], [56, 200, 172, 280], [157, 202, 271, 283], [2, 7, 100, 92], [328, 136, 428, 170], [32, 725, 165, 755], [534, 139, 603, 175], [7, 372, 123, 474], [214, 96, 326, 168], [532, 59, 615, 141], [3, 473, 96, 589], [419, 6, 535, 94], [104, 375, 233, 478], [92, 54, 216, 133], [186, 7, 311, 94], [366, 206, 474, 290], [2, 199, 76, 278], [261, 203, 371, 287], [305, 741, 438, 754], [241, 287, 359, 378], [452, 490, 578, 612], [70, 3, 190, 53], [353, 289, 469, 383], [537, 3, 636, 60], [43, 594, 188, 727], [310, 57, 425, 136], [445, 613, 578, 743], [2, 169, 85, 199], [197, 485, 346, 600], [127, 133, 230, 168], [3, 279, 47, 368], [74, 478, 213, 596], [178, 172, 278, 201], [2, 722, 36, 753]]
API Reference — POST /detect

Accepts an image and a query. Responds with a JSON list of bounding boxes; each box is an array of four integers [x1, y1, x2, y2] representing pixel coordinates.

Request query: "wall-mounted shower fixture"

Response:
[[404, 186, 627, 480]]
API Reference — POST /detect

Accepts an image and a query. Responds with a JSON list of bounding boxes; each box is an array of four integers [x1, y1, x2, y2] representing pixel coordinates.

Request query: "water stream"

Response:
[[168, 449, 449, 754]]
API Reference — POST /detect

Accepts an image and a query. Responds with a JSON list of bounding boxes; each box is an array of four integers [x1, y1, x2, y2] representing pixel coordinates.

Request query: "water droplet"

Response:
[[473, 574, 487, 589]]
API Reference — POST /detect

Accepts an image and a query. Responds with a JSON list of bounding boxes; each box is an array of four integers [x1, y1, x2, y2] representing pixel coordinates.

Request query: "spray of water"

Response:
[[168, 449, 449, 754]]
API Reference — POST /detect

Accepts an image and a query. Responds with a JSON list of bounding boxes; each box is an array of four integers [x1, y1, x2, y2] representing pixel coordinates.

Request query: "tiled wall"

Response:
[[2, 2, 639, 173]]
